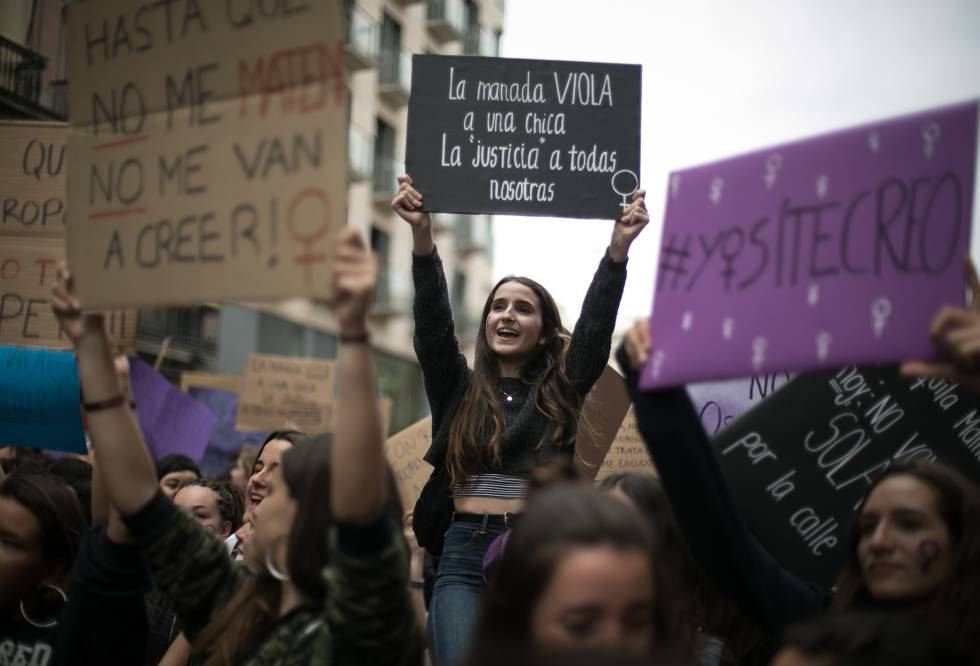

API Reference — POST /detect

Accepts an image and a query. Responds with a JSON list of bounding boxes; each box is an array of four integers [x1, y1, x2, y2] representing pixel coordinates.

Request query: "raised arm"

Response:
[[564, 190, 649, 392], [393, 174, 469, 426], [617, 321, 826, 636], [325, 228, 388, 524], [51, 266, 156, 515]]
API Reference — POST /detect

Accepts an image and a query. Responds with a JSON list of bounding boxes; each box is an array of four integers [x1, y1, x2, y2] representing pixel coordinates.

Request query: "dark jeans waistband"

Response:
[[451, 512, 520, 528]]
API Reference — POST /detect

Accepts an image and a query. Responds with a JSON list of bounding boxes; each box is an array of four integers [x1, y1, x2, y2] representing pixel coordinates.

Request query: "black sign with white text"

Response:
[[711, 365, 980, 587], [406, 55, 642, 220]]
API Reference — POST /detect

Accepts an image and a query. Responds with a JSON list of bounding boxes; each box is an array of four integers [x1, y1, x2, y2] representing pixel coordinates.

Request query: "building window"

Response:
[[380, 13, 402, 83], [463, 1, 480, 55], [372, 118, 397, 192], [371, 226, 392, 306]]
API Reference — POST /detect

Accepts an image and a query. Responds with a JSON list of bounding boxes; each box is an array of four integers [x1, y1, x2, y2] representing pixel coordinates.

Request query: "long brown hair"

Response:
[[195, 434, 406, 665], [446, 276, 582, 483], [474, 483, 672, 654], [832, 460, 980, 654]]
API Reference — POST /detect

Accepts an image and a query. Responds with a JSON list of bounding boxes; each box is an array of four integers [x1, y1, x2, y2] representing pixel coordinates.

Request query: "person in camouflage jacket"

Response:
[[53, 229, 421, 666]]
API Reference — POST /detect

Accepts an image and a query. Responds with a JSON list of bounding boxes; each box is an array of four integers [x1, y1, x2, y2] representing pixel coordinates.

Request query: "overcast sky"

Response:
[[492, 0, 980, 331]]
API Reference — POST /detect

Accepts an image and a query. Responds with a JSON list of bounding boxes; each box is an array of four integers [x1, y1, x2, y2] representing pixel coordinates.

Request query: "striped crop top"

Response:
[[451, 473, 529, 500]]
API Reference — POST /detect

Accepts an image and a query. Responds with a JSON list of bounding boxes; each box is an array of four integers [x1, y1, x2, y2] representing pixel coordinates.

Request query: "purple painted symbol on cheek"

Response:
[[918, 539, 941, 575]]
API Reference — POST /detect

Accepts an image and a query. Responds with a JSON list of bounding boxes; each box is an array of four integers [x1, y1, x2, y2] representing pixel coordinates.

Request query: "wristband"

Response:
[[340, 332, 370, 344], [409, 580, 425, 589], [81, 393, 128, 412]]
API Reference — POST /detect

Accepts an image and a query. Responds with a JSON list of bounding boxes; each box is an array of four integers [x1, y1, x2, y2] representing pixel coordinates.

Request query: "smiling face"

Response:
[[484, 281, 546, 369], [857, 475, 953, 602], [251, 465, 298, 570], [246, 439, 293, 513], [173, 485, 231, 539], [530, 546, 655, 653]]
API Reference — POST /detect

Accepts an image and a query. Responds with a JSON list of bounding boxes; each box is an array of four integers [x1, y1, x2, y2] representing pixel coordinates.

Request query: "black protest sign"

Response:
[[711, 365, 980, 587], [406, 55, 641, 219]]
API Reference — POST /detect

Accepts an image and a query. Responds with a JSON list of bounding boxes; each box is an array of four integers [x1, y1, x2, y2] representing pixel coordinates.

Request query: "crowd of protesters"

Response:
[[1, 177, 979, 666]]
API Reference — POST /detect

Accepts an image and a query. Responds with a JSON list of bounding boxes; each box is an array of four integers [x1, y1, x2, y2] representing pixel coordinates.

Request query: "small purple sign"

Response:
[[642, 101, 978, 388], [129, 357, 215, 462], [187, 387, 267, 476]]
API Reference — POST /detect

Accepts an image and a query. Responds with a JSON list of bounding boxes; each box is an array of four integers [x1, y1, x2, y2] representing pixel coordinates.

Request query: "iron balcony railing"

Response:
[[0, 34, 46, 108]]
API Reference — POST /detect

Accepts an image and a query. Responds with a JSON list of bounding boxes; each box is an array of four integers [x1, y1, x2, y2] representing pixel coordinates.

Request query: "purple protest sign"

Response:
[[187, 387, 267, 476], [129, 357, 215, 462], [642, 101, 978, 389]]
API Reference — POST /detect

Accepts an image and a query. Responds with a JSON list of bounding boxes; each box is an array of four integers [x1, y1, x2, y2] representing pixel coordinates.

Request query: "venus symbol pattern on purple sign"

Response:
[[642, 100, 979, 388]]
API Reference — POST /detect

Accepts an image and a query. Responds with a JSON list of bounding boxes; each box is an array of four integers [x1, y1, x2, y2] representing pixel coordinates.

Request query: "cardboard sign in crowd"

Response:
[[63, 0, 348, 308], [1, 122, 138, 349]]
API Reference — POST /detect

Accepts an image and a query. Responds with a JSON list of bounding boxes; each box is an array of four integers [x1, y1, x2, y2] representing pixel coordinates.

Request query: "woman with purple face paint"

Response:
[[619, 320, 980, 661]]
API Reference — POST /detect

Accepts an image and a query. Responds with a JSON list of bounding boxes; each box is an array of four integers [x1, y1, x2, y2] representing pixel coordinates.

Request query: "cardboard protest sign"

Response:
[[187, 386, 267, 475], [0, 345, 86, 453], [712, 364, 980, 587], [576, 365, 632, 479], [687, 372, 793, 436], [129, 356, 215, 461], [595, 408, 656, 480], [180, 371, 243, 394], [0, 121, 66, 240], [384, 417, 434, 511], [1, 122, 138, 349], [236, 353, 336, 432], [643, 101, 978, 388], [406, 55, 641, 219], [64, 0, 347, 308]]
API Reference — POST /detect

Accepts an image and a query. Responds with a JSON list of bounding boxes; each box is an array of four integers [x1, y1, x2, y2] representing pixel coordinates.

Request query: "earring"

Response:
[[20, 583, 67, 629], [265, 547, 290, 582]]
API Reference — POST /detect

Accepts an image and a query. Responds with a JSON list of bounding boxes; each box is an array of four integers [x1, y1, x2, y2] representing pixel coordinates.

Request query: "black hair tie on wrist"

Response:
[[81, 393, 128, 412]]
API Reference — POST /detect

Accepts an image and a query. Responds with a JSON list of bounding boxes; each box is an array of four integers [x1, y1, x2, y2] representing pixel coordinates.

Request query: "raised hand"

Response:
[[51, 263, 105, 345], [901, 257, 980, 393], [610, 189, 649, 262], [323, 229, 379, 336], [391, 175, 431, 230], [624, 318, 652, 371]]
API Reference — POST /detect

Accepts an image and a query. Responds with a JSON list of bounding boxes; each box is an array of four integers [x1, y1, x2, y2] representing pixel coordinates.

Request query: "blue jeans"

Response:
[[427, 519, 506, 666]]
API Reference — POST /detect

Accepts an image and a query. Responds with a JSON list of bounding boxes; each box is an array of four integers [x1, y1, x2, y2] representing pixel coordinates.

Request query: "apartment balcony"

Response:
[[348, 125, 375, 181], [427, 0, 466, 43], [465, 26, 499, 57], [0, 34, 60, 120], [346, 4, 380, 71], [371, 269, 412, 318], [378, 49, 411, 107], [372, 156, 403, 201], [456, 215, 492, 253], [136, 306, 219, 368]]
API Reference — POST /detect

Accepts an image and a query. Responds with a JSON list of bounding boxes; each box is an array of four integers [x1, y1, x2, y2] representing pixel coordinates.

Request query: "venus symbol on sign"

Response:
[[816, 331, 832, 362], [816, 174, 829, 198], [871, 297, 892, 338], [709, 177, 724, 205], [611, 170, 639, 210], [751, 337, 767, 372], [650, 349, 666, 380], [807, 284, 820, 307], [922, 122, 941, 160], [868, 132, 880, 153], [722, 317, 734, 340], [762, 154, 782, 190]]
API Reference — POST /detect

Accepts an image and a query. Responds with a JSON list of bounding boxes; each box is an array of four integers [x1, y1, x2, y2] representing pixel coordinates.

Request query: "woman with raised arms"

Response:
[[51, 229, 420, 666], [392, 174, 648, 666]]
